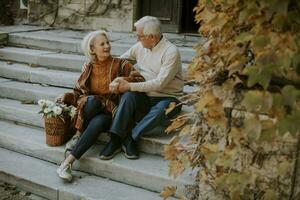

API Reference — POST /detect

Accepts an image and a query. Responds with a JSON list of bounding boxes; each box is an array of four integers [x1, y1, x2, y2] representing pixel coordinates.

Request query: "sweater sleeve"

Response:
[[119, 60, 145, 83], [120, 43, 138, 61], [129, 48, 181, 92]]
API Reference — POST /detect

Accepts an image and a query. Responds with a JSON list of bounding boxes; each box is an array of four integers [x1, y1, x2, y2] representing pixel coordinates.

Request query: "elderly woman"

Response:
[[56, 30, 144, 181]]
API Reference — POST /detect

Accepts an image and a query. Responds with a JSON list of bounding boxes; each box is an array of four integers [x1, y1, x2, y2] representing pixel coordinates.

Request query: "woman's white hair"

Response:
[[81, 30, 109, 61], [134, 16, 161, 37]]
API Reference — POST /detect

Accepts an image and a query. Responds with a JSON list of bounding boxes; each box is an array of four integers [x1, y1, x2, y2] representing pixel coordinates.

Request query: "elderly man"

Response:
[[99, 16, 184, 160]]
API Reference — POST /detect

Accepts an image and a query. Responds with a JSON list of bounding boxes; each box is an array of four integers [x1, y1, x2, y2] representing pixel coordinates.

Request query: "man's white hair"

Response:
[[134, 16, 161, 37], [81, 30, 109, 61]]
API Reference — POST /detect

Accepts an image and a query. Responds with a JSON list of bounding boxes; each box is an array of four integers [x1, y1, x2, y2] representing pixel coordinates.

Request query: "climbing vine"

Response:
[[163, 0, 300, 199], [28, 0, 132, 27]]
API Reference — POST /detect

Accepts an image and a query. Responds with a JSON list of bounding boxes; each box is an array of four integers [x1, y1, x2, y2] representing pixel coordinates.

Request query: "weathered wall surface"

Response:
[[28, 0, 134, 32]]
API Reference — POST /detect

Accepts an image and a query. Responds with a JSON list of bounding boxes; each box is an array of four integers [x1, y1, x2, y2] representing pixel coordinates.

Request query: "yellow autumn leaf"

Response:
[[179, 124, 192, 136], [196, 91, 216, 112], [165, 118, 188, 134], [160, 185, 177, 200], [164, 143, 181, 161], [165, 102, 177, 115], [169, 160, 185, 179]]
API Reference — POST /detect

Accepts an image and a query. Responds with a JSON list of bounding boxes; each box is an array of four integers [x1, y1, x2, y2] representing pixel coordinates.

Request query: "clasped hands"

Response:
[[109, 77, 130, 93]]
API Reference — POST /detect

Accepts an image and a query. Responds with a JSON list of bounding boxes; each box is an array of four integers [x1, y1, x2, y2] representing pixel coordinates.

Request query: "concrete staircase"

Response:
[[0, 25, 198, 200]]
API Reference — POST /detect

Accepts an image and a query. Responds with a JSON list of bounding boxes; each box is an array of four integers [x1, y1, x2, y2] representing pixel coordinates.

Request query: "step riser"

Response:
[[0, 32, 8, 45], [0, 48, 85, 72], [0, 99, 166, 156], [0, 63, 78, 88], [0, 104, 43, 128], [9, 34, 82, 54], [0, 84, 65, 102], [0, 48, 189, 74], [0, 78, 70, 103], [0, 86, 56, 102], [8, 35, 196, 63], [0, 147, 164, 200], [0, 122, 189, 196], [0, 172, 57, 200]]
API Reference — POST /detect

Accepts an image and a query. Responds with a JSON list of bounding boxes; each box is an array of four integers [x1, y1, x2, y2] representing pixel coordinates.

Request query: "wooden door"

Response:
[[139, 0, 183, 33]]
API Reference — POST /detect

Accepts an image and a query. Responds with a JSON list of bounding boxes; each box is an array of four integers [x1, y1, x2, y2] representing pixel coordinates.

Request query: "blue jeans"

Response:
[[71, 96, 111, 159], [109, 92, 181, 140]]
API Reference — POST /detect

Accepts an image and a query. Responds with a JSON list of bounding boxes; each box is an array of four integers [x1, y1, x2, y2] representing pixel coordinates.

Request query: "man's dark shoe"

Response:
[[99, 137, 121, 160], [122, 136, 139, 159]]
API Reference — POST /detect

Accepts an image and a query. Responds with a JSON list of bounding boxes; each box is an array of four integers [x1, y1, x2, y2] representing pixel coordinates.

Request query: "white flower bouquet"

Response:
[[38, 99, 76, 118], [38, 99, 77, 146]]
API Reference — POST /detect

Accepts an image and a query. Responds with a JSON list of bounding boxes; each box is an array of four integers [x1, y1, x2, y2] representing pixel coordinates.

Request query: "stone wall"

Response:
[[28, 0, 134, 32]]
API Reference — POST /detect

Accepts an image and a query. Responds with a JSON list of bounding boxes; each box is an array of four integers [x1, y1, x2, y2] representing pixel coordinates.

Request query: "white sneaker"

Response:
[[57, 163, 72, 182]]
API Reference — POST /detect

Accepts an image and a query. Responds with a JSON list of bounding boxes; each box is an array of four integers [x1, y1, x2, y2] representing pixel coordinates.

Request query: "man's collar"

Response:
[[150, 36, 165, 51]]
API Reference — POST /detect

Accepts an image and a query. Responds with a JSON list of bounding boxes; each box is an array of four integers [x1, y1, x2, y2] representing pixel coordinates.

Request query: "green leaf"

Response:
[[272, 93, 283, 107], [256, 51, 279, 66], [252, 34, 270, 49], [277, 161, 292, 177], [215, 173, 229, 190], [263, 189, 279, 200], [292, 51, 300, 76], [288, 10, 300, 25], [261, 0, 289, 16], [277, 110, 300, 136], [242, 90, 273, 113], [244, 64, 272, 90], [282, 85, 300, 108], [235, 32, 253, 44], [272, 14, 288, 31], [244, 116, 262, 141], [238, 2, 259, 24], [206, 0, 215, 10], [259, 128, 276, 143]]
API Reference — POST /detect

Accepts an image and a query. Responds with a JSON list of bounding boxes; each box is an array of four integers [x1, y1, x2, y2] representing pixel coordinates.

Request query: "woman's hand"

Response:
[[109, 77, 130, 93], [117, 79, 130, 93], [109, 80, 120, 93]]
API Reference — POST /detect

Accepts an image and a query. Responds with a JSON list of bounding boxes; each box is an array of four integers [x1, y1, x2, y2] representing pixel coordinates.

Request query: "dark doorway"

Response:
[[137, 0, 198, 33], [181, 0, 198, 33], [138, 0, 183, 33]]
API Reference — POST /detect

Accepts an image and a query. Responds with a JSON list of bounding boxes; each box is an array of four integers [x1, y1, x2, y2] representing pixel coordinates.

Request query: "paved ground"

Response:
[[0, 181, 30, 200]]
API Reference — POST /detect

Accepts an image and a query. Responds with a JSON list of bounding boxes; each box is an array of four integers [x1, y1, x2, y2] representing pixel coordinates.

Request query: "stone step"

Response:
[[0, 25, 54, 34], [0, 76, 197, 105], [0, 98, 174, 156], [8, 30, 197, 63], [0, 47, 189, 73], [0, 61, 78, 88], [0, 60, 194, 95], [0, 47, 86, 72], [0, 147, 172, 200], [0, 77, 69, 103], [0, 120, 194, 196]]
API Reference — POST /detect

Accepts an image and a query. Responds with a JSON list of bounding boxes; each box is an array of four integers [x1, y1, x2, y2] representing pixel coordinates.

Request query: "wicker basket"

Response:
[[44, 116, 70, 146]]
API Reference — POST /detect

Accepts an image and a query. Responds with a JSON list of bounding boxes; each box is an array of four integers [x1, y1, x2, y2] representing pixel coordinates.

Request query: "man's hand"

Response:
[[118, 79, 130, 93], [109, 77, 130, 93]]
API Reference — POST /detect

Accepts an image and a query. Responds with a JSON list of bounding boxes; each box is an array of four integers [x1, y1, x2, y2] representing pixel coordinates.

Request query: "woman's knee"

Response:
[[84, 96, 103, 114], [89, 114, 111, 130]]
